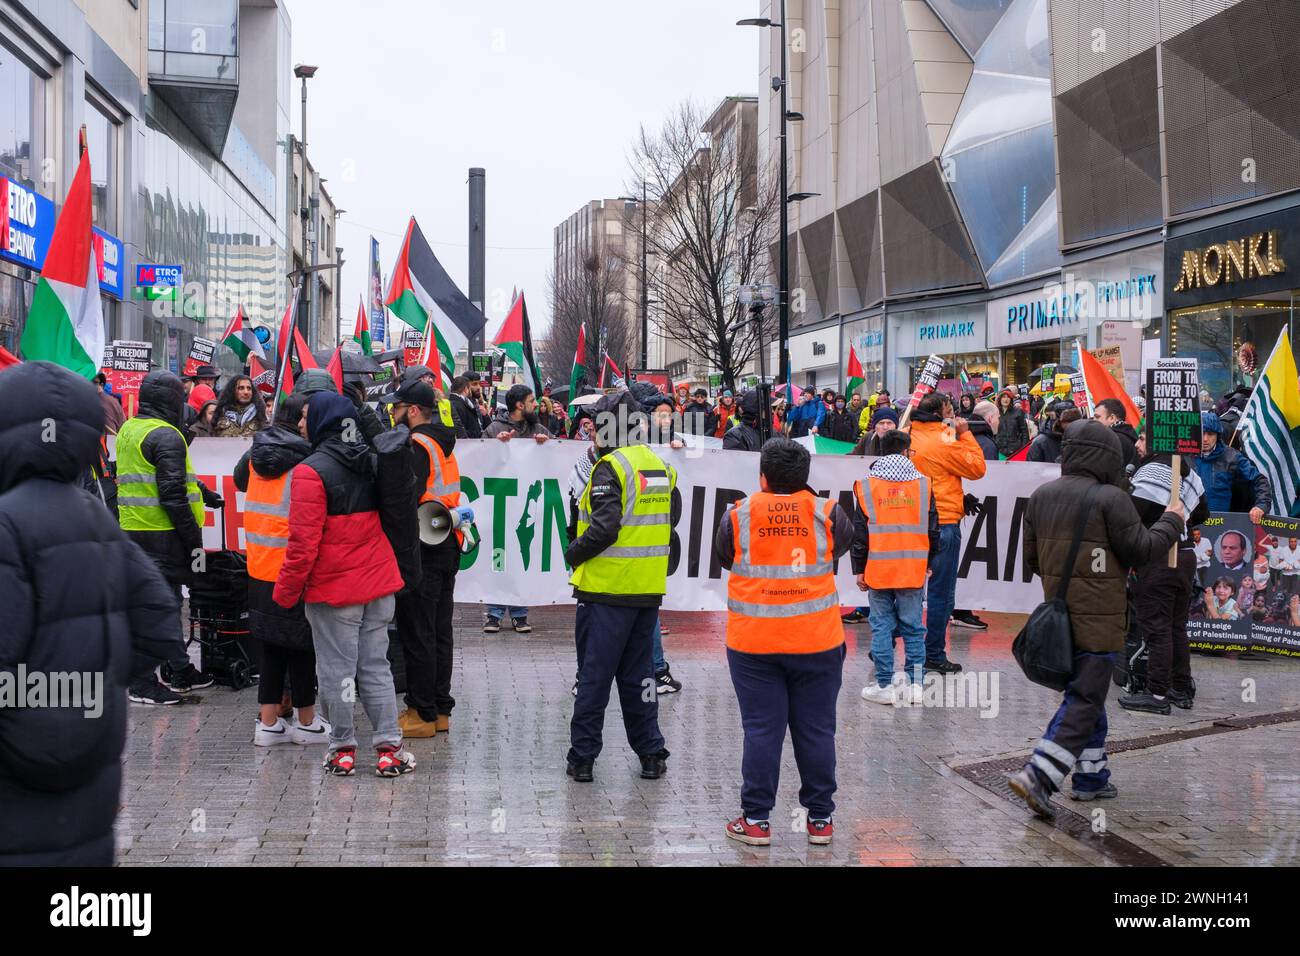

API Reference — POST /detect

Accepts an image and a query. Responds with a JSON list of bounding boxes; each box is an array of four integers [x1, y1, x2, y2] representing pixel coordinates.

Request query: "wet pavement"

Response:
[[116, 606, 1300, 866]]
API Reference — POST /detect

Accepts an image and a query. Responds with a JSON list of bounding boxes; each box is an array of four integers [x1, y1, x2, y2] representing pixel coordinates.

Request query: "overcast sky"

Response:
[[287, 0, 760, 345]]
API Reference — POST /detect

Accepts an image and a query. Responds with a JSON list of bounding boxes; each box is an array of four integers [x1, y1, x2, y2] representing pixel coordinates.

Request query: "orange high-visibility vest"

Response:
[[853, 474, 930, 590], [245, 470, 294, 582], [411, 433, 463, 545], [725, 491, 844, 654]]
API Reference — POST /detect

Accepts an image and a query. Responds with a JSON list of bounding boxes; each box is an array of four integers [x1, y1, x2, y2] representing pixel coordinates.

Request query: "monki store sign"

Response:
[[1172, 229, 1286, 293]]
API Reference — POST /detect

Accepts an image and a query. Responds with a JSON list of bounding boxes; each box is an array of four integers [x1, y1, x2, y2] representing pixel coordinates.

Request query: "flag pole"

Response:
[[272, 277, 304, 404]]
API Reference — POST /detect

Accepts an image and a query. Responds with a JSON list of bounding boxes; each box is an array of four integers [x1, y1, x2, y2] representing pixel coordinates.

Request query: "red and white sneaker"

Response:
[[725, 816, 771, 846], [807, 819, 833, 845], [376, 745, 416, 777], [323, 747, 356, 776]]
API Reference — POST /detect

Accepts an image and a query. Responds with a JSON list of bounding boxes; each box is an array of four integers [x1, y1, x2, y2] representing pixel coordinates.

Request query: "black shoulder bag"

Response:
[[1012, 484, 1101, 691]]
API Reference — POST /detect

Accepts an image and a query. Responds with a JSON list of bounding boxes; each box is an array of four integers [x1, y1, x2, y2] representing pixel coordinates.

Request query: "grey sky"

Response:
[[287, 0, 760, 348]]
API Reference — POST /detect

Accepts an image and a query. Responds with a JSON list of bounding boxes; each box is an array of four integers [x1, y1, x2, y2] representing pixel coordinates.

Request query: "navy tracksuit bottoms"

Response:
[[727, 643, 845, 820]]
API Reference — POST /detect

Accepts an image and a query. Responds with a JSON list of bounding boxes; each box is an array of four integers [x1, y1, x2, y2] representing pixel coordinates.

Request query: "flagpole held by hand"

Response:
[[1169, 454, 1181, 568]]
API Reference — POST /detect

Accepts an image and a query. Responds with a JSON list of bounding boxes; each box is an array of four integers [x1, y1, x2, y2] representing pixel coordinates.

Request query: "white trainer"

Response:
[[861, 684, 898, 706], [253, 717, 293, 746], [292, 716, 332, 745]]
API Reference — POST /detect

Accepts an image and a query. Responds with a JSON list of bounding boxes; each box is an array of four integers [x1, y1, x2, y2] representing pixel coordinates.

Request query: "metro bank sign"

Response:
[[0, 176, 124, 298]]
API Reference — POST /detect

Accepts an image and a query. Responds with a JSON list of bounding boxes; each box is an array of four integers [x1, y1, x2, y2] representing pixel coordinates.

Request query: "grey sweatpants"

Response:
[[304, 595, 400, 752]]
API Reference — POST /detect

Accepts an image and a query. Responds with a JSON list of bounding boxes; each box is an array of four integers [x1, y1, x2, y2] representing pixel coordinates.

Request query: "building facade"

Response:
[[760, 0, 1300, 402], [0, 0, 336, 377]]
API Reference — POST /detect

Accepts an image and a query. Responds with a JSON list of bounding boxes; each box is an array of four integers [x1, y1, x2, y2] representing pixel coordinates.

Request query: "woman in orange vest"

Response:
[[234, 392, 330, 746], [715, 437, 854, 847], [851, 428, 940, 706]]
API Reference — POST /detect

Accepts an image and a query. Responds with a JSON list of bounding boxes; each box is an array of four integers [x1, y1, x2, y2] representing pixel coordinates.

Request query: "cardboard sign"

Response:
[[402, 328, 424, 370], [908, 354, 944, 409], [1090, 344, 1126, 387], [182, 337, 217, 377], [1146, 357, 1202, 455], [1070, 371, 1089, 410], [106, 340, 152, 418], [1039, 364, 1056, 394]]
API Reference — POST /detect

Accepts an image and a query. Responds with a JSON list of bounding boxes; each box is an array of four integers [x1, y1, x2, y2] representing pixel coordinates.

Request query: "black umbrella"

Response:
[[311, 349, 382, 374]]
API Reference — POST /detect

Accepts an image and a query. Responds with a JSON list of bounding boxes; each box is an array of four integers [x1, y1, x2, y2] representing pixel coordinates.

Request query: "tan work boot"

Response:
[[435, 714, 450, 733], [398, 708, 438, 738]]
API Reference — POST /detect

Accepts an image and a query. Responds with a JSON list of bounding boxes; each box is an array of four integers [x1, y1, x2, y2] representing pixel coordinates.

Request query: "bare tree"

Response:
[[544, 244, 633, 394], [630, 99, 779, 391]]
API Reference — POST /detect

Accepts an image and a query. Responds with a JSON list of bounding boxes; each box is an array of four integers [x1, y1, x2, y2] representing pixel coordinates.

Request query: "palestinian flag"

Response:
[[385, 216, 485, 387], [493, 291, 541, 395], [846, 345, 865, 396], [352, 296, 373, 355], [271, 283, 303, 401], [18, 147, 104, 379], [249, 354, 274, 394], [568, 323, 587, 414], [220, 306, 265, 363], [600, 354, 625, 389], [326, 346, 344, 393]]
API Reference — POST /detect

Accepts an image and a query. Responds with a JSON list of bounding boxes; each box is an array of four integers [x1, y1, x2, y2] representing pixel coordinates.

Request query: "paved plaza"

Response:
[[116, 607, 1300, 867]]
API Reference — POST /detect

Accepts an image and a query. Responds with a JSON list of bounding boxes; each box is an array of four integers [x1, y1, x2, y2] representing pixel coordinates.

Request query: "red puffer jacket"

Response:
[[274, 401, 404, 608]]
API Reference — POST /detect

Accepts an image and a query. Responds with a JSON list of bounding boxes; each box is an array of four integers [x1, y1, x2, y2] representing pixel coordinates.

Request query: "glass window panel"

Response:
[[159, 0, 238, 56], [1171, 304, 1234, 400]]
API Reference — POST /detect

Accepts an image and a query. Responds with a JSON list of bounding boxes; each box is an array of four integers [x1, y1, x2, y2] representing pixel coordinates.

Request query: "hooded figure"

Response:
[[0, 362, 178, 865], [723, 389, 763, 451]]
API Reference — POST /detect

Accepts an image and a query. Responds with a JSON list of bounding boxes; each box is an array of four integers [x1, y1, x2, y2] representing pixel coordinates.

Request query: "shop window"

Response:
[[85, 99, 118, 231], [1169, 298, 1294, 401], [0, 43, 45, 188]]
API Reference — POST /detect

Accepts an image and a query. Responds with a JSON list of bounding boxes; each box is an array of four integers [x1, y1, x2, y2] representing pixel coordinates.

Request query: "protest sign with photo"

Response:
[[1188, 512, 1300, 657]]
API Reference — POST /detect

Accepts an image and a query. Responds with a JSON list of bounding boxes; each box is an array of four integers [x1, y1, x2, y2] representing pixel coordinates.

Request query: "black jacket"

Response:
[[824, 409, 859, 443], [408, 419, 461, 564], [723, 421, 762, 452], [565, 442, 680, 607], [241, 425, 314, 650], [483, 410, 552, 439], [125, 371, 219, 586], [967, 416, 999, 460], [1026, 428, 1065, 464], [0, 362, 178, 866], [680, 400, 712, 437], [450, 392, 484, 439], [994, 404, 1030, 458], [1110, 421, 1139, 470]]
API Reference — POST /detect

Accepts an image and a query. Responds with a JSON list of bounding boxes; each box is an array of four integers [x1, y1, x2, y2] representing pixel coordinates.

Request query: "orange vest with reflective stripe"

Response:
[[411, 433, 463, 544], [853, 474, 930, 590], [245, 470, 293, 582], [725, 491, 844, 654]]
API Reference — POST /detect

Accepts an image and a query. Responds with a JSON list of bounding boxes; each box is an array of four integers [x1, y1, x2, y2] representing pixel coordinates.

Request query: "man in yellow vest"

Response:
[[715, 437, 854, 846], [383, 379, 474, 738], [117, 370, 222, 704], [565, 391, 677, 783], [852, 428, 940, 706]]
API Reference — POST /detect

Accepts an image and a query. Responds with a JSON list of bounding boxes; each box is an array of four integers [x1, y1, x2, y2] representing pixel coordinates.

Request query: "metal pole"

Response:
[[640, 178, 648, 368], [777, 0, 790, 391], [334, 247, 344, 348], [469, 168, 486, 352], [300, 77, 310, 343]]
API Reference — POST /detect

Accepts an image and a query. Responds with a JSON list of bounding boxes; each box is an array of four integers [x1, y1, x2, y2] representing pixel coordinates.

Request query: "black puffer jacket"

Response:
[[1024, 420, 1183, 653], [242, 425, 315, 650], [966, 416, 999, 460], [994, 402, 1030, 458], [0, 362, 178, 866], [125, 371, 209, 586]]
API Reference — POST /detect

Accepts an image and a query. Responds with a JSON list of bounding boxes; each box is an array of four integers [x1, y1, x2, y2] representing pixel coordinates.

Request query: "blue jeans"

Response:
[[652, 617, 666, 673], [727, 644, 844, 820], [488, 604, 527, 622], [867, 588, 926, 687], [924, 523, 962, 662]]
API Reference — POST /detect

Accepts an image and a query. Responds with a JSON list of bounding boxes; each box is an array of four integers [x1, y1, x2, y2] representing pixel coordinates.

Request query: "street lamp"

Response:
[[294, 64, 318, 345], [617, 186, 650, 368], [739, 4, 793, 391]]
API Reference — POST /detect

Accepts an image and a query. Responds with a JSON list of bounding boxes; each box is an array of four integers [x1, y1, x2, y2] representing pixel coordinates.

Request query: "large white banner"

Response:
[[186, 437, 1057, 613]]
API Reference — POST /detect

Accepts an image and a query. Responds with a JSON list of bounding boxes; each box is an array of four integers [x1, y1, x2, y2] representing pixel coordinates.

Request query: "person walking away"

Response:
[[1121, 450, 1208, 714], [1008, 420, 1184, 817], [853, 429, 940, 704], [565, 391, 676, 783], [1194, 411, 1270, 522], [274, 392, 411, 777], [235, 392, 330, 746], [116, 370, 219, 703], [994, 388, 1030, 459], [482, 383, 551, 632], [1094, 397, 1138, 470], [723, 389, 764, 451], [907, 393, 987, 673], [212, 374, 267, 437], [716, 438, 854, 846], [384, 380, 474, 737], [0, 362, 180, 866]]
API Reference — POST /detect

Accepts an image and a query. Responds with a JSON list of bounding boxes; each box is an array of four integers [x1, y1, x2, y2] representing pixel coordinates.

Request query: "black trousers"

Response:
[[568, 602, 665, 764], [1136, 549, 1195, 697], [257, 642, 317, 708], [394, 542, 459, 720]]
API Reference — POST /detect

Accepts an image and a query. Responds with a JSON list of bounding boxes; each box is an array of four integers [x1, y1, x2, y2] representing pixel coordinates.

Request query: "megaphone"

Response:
[[418, 500, 455, 546]]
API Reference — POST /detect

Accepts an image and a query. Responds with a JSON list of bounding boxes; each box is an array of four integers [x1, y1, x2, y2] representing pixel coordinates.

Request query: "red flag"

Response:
[[326, 346, 344, 393], [417, 324, 442, 385], [294, 328, 319, 370], [249, 354, 274, 394], [0, 345, 20, 370], [272, 289, 302, 401], [1079, 346, 1140, 428]]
